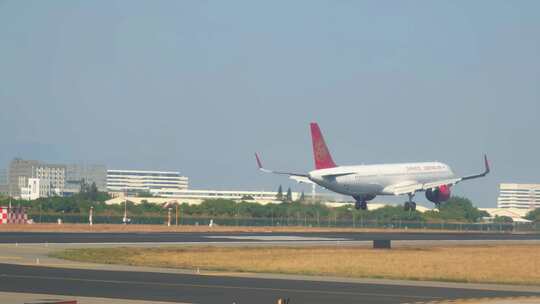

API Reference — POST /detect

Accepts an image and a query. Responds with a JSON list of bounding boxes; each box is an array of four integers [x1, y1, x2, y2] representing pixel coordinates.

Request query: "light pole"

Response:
[[123, 187, 128, 224], [8, 186, 11, 224], [167, 207, 171, 227], [89, 206, 94, 226]]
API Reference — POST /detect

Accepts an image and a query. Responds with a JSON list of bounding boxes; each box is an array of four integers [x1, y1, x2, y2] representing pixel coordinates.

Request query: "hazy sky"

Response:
[[1, 1, 539, 207]]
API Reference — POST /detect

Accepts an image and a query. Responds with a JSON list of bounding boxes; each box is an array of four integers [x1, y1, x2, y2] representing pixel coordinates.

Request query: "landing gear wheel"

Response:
[[404, 193, 416, 212], [360, 201, 367, 210], [355, 201, 368, 210]]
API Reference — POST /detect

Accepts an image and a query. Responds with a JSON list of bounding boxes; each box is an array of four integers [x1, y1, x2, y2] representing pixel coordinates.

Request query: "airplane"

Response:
[[255, 122, 490, 211]]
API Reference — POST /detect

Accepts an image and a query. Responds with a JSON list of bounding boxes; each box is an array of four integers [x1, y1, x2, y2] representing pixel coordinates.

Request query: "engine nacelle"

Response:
[[425, 185, 451, 204]]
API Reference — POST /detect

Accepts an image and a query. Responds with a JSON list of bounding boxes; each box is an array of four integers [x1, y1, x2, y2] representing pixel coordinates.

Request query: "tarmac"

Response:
[[0, 231, 539, 304], [1, 231, 539, 244]]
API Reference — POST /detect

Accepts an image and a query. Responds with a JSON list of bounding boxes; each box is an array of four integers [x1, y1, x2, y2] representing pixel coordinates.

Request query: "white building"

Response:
[[497, 183, 540, 209], [105, 189, 320, 205], [154, 189, 301, 203], [20, 178, 41, 200], [107, 169, 189, 194], [479, 207, 532, 223]]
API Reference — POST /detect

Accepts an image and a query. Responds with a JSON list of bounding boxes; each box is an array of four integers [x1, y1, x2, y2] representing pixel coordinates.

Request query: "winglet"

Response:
[[484, 154, 490, 175], [254, 152, 308, 177], [255, 152, 263, 169], [254, 153, 272, 173], [461, 154, 490, 181]]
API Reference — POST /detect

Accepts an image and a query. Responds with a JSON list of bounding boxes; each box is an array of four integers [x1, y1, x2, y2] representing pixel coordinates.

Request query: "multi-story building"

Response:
[[0, 169, 7, 195], [32, 163, 65, 197], [0, 185, 7, 196], [64, 164, 107, 195], [8, 159, 65, 198], [497, 183, 540, 209], [107, 169, 189, 194], [8, 159, 39, 197], [0, 169, 7, 185]]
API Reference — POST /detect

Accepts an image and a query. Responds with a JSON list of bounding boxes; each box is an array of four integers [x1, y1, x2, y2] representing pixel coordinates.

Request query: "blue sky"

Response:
[[1, 1, 539, 207]]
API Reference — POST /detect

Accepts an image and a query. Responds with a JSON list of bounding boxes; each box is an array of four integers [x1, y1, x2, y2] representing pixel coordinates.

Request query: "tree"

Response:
[[286, 187, 292, 202], [299, 191, 305, 202], [137, 191, 154, 198], [79, 179, 89, 194], [89, 182, 99, 201], [276, 185, 283, 201], [525, 208, 540, 222], [493, 215, 513, 223], [424, 196, 487, 222]]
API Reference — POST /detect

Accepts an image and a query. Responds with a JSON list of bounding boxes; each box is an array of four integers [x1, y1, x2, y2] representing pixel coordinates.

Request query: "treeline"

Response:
[[525, 208, 540, 222], [178, 196, 490, 223], [0, 185, 111, 215], [0, 192, 510, 223]]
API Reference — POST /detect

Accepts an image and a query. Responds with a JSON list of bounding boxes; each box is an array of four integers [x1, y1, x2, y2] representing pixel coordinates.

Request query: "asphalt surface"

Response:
[[1, 232, 538, 303], [1, 231, 539, 243], [0, 263, 537, 304]]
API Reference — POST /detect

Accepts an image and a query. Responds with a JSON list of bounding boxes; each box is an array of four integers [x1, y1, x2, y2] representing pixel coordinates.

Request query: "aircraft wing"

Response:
[[255, 153, 309, 178], [289, 175, 315, 184], [385, 178, 462, 196], [385, 155, 490, 196]]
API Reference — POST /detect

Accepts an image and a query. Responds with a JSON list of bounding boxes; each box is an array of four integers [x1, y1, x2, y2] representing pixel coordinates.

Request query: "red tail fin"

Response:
[[310, 123, 337, 170]]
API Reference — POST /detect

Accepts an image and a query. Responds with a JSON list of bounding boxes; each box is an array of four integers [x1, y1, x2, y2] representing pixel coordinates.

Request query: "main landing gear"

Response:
[[355, 200, 368, 210], [353, 195, 375, 211], [404, 193, 416, 211], [353, 196, 368, 210]]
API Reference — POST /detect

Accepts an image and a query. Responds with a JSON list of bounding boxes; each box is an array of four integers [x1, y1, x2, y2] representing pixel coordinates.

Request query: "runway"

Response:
[[1, 231, 539, 303], [0, 263, 538, 304], [1, 231, 539, 244]]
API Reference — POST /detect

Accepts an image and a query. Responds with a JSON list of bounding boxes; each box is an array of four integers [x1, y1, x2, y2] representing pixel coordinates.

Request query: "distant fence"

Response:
[[27, 213, 539, 232]]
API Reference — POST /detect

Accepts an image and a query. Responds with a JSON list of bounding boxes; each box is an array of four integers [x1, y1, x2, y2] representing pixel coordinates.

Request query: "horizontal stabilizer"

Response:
[[289, 176, 315, 184]]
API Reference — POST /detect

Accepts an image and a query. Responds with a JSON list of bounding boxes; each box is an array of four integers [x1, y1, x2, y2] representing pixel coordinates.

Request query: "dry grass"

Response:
[[0, 223, 494, 233], [53, 245, 540, 285]]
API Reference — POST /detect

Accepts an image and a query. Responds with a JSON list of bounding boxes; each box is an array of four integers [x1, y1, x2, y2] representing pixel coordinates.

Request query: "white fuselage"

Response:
[[308, 162, 454, 197]]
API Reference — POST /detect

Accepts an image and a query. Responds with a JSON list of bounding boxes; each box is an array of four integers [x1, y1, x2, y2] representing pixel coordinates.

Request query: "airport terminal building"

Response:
[[107, 169, 189, 194], [497, 183, 540, 209]]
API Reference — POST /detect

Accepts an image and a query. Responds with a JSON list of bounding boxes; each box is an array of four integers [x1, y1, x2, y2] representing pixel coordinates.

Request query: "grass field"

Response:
[[52, 245, 540, 285]]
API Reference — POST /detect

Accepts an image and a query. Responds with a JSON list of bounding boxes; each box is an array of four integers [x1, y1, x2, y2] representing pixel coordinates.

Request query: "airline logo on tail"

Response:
[[310, 123, 336, 170]]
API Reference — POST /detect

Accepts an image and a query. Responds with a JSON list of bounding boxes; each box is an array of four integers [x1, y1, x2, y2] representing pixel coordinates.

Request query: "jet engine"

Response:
[[425, 185, 451, 204]]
